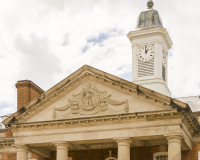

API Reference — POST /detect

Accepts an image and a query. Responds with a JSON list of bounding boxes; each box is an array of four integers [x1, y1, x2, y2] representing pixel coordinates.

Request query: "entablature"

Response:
[[11, 110, 182, 132]]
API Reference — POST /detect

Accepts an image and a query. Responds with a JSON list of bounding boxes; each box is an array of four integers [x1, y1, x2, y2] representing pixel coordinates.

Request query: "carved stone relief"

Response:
[[53, 84, 129, 119]]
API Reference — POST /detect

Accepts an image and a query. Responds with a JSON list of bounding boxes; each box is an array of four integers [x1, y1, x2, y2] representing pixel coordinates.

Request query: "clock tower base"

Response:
[[133, 78, 171, 97]]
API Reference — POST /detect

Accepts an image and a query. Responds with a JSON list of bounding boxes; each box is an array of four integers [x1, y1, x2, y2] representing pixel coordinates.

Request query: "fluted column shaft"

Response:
[[167, 136, 182, 160]]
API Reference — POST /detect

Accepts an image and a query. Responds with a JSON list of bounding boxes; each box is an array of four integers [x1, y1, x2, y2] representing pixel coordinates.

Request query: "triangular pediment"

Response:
[[3, 65, 187, 126], [24, 80, 172, 123]]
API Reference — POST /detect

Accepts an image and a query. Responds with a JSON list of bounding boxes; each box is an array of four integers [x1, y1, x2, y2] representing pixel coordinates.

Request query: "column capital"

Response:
[[164, 134, 183, 139], [53, 141, 70, 147], [164, 134, 182, 144], [113, 137, 132, 144]]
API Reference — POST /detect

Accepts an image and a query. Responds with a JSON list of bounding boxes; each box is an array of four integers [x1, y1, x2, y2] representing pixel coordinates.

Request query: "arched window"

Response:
[[105, 157, 117, 160]]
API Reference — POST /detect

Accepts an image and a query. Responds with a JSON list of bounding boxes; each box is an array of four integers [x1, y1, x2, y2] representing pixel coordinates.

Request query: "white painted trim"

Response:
[[198, 151, 200, 160], [153, 152, 168, 160]]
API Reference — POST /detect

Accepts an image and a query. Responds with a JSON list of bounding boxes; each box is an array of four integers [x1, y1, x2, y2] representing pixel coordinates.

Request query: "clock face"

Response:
[[162, 50, 166, 67], [138, 45, 154, 62]]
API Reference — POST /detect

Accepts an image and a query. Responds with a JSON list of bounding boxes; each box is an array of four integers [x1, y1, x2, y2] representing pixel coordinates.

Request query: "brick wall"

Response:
[[194, 113, 200, 122], [0, 153, 43, 160], [5, 130, 13, 138], [1, 153, 16, 160], [0, 129, 7, 133], [0, 129, 13, 138], [15, 80, 44, 110], [182, 142, 200, 160]]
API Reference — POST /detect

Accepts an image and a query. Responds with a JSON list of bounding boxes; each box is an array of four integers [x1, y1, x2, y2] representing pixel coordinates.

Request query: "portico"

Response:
[[8, 106, 193, 160], [9, 130, 186, 160]]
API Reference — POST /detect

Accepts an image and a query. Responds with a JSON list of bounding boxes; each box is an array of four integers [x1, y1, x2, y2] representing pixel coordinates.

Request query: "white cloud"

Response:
[[0, 0, 200, 115], [14, 34, 62, 90], [0, 103, 16, 117]]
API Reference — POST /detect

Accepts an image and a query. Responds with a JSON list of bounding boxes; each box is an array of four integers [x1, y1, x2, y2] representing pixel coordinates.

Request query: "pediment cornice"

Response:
[[11, 110, 180, 130], [3, 65, 199, 133]]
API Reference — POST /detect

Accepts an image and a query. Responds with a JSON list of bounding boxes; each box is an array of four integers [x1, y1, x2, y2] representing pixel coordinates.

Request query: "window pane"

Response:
[[155, 155, 168, 160]]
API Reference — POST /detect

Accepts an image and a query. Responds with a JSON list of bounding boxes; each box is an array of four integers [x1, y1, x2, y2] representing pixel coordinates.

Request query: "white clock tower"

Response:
[[127, 0, 173, 96]]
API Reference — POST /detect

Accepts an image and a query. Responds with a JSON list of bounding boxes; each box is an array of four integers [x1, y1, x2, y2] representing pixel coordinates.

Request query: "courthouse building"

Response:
[[1, 0, 200, 160]]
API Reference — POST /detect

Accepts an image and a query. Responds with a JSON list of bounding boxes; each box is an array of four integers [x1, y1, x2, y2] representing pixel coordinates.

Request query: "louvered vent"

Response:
[[162, 65, 166, 81], [138, 58, 154, 77]]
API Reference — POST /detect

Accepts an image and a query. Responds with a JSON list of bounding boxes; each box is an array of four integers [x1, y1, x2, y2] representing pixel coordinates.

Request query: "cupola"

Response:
[[136, 0, 163, 30]]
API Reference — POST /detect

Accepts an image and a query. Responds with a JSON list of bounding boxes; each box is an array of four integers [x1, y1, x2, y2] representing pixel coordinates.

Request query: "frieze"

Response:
[[53, 84, 129, 118]]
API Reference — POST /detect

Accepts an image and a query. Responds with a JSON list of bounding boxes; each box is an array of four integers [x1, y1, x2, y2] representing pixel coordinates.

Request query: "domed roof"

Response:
[[136, 0, 163, 30]]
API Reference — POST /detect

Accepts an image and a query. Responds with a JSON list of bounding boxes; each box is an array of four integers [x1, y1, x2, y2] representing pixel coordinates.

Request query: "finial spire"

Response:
[[147, 0, 154, 9]]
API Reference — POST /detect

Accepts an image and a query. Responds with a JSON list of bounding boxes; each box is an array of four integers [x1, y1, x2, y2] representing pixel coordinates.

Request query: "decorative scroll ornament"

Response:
[[53, 84, 129, 119]]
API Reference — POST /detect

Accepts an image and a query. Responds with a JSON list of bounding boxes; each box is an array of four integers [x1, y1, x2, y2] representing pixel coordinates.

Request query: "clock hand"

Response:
[[145, 46, 147, 54]]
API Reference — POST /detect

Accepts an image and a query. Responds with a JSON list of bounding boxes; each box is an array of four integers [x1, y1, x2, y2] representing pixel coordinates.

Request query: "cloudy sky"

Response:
[[0, 0, 200, 116]]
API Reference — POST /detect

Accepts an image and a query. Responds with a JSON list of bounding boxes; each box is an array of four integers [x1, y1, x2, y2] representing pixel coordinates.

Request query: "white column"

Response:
[[167, 135, 182, 160], [16, 145, 28, 160], [55, 142, 69, 160], [28, 152, 32, 159], [115, 138, 131, 160]]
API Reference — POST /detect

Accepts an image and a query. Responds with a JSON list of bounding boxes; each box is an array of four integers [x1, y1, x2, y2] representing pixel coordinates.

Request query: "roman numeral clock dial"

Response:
[[138, 45, 155, 62]]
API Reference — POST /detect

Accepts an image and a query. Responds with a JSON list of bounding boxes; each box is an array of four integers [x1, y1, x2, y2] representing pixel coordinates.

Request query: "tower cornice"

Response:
[[127, 27, 173, 50]]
